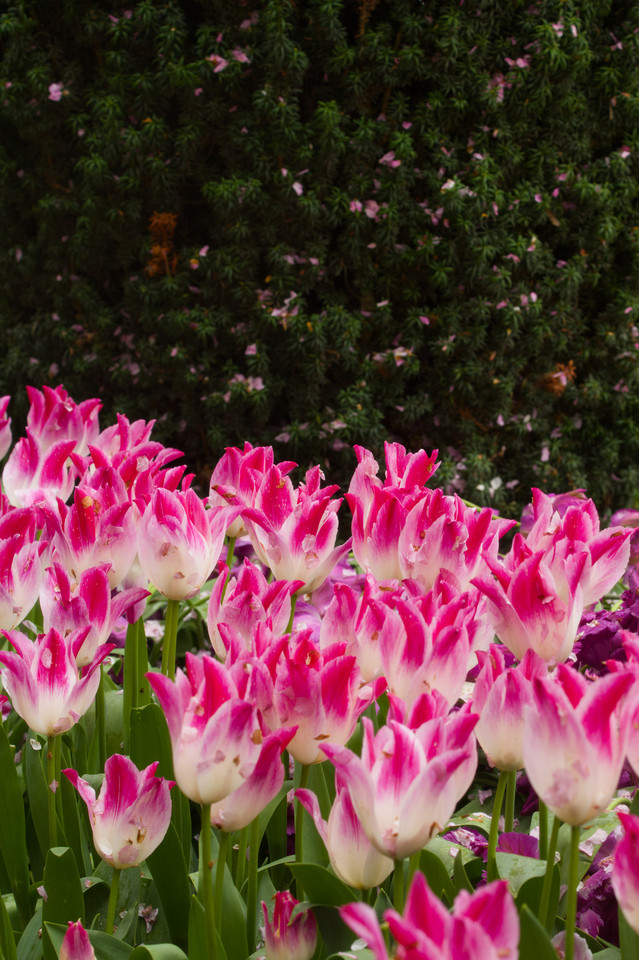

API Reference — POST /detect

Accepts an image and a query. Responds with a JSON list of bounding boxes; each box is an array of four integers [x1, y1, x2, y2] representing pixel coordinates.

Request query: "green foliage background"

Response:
[[2, 0, 639, 513]]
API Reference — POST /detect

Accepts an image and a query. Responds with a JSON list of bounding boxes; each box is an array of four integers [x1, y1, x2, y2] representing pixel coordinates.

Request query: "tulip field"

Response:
[[1, 384, 639, 960]]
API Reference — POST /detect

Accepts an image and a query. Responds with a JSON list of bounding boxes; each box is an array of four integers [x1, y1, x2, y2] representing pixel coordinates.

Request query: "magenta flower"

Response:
[[40, 562, 148, 666], [296, 785, 393, 889], [138, 488, 236, 600], [0, 507, 48, 629], [321, 713, 477, 860], [64, 754, 173, 868], [341, 872, 519, 960], [147, 653, 266, 805], [522, 666, 633, 825], [209, 442, 296, 539], [3, 432, 78, 508], [612, 812, 639, 936], [262, 892, 317, 960], [244, 464, 351, 594], [60, 920, 96, 960], [0, 396, 12, 460], [25, 385, 101, 456], [0, 627, 114, 736]]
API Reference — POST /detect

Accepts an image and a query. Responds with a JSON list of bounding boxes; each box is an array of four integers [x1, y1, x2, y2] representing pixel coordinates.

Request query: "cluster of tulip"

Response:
[[0, 385, 637, 960]]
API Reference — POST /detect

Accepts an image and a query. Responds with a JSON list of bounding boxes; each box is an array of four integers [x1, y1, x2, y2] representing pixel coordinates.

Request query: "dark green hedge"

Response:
[[2, 0, 639, 514]]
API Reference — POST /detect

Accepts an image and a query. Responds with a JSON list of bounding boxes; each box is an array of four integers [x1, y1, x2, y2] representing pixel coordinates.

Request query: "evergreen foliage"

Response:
[[1, 0, 639, 513]]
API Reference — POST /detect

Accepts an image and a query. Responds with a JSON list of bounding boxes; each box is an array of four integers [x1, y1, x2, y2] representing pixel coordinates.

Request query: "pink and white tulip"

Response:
[[296, 784, 394, 889], [147, 653, 266, 805], [138, 488, 236, 600], [0, 627, 114, 736], [26, 384, 101, 455], [60, 920, 96, 960], [262, 892, 317, 960], [64, 754, 173, 868], [0, 508, 48, 629], [3, 433, 79, 508], [244, 465, 351, 595], [522, 666, 633, 825], [209, 442, 296, 539], [611, 811, 639, 936]]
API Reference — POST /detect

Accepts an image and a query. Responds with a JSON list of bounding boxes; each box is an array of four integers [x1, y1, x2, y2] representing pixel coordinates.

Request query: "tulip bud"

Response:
[[60, 920, 96, 960], [262, 892, 317, 960]]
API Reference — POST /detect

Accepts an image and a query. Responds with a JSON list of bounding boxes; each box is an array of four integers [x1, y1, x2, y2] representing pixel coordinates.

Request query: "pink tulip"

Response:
[[0, 396, 12, 460], [207, 559, 303, 659], [3, 432, 79, 508], [209, 442, 296, 538], [26, 384, 101, 455], [341, 872, 519, 960], [60, 920, 96, 960], [522, 666, 633, 825], [0, 627, 114, 736], [611, 811, 639, 936], [0, 507, 48, 630], [472, 646, 547, 771], [262, 892, 317, 960], [40, 562, 149, 666], [138, 488, 236, 600], [607, 631, 639, 779], [321, 713, 477, 860], [263, 632, 383, 765], [64, 754, 173, 868], [244, 464, 351, 594], [398, 488, 515, 591], [210, 727, 294, 831], [147, 653, 267, 805], [296, 785, 393, 888]]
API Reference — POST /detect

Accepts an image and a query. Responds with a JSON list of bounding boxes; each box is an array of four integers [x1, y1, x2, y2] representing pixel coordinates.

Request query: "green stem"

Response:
[[295, 763, 310, 900], [214, 830, 231, 935], [538, 814, 561, 932], [235, 826, 248, 891], [247, 816, 260, 955], [47, 735, 58, 849], [161, 598, 180, 681], [200, 805, 217, 960], [564, 825, 581, 960], [393, 858, 405, 913], [96, 664, 107, 772], [486, 771, 508, 882], [225, 537, 237, 573], [408, 850, 421, 888], [538, 800, 548, 862], [504, 771, 516, 833], [285, 593, 298, 635], [106, 867, 121, 934]]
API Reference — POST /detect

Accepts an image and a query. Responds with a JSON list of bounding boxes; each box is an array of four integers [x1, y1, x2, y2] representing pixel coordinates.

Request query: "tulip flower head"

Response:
[[60, 920, 96, 960], [262, 891, 317, 960], [612, 811, 639, 936], [64, 754, 173, 869]]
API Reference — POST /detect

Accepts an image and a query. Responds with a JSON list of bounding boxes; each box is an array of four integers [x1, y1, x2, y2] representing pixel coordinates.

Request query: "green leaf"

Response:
[[129, 948, 189, 960], [144, 822, 192, 949], [0, 725, 31, 928], [287, 863, 358, 907], [452, 850, 474, 894], [418, 849, 455, 904], [16, 904, 43, 960], [518, 905, 559, 960], [42, 847, 85, 960], [495, 852, 546, 896], [620, 908, 639, 960], [0, 891, 17, 960], [515, 863, 560, 921], [23, 737, 51, 861]]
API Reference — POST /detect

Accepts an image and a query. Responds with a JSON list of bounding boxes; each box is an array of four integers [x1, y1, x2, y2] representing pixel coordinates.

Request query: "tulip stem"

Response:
[[46, 735, 58, 849], [564, 825, 581, 960], [486, 770, 508, 882], [106, 867, 121, 934], [200, 805, 217, 960], [235, 826, 248, 890], [393, 858, 405, 913], [247, 816, 260, 955], [538, 800, 548, 861], [295, 763, 309, 900], [96, 664, 107, 772], [225, 536, 237, 573], [214, 829, 231, 935], [285, 593, 298, 635], [161, 598, 180, 681], [538, 814, 561, 932], [504, 771, 516, 833], [408, 850, 421, 887]]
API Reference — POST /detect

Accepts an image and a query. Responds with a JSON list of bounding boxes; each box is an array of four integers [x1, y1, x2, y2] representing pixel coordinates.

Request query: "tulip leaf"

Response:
[[186, 896, 227, 960], [287, 863, 357, 906], [313, 904, 355, 957], [452, 849, 474, 894], [620, 908, 639, 960], [517, 905, 559, 960], [144, 822, 192, 949], [129, 948, 189, 960], [42, 847, 85, 960], [59, 768, 93, 878], [495, 852, 546, 896], [16, 904, 43, 960], [264, 794, 290, 891], [419, 849, 455, 905], [44, 922, 132, 960], [515, 864, 560, 921], [24, 736, 53, 861], [0, 892, 17, 960], [0, 724, 31, 928]]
